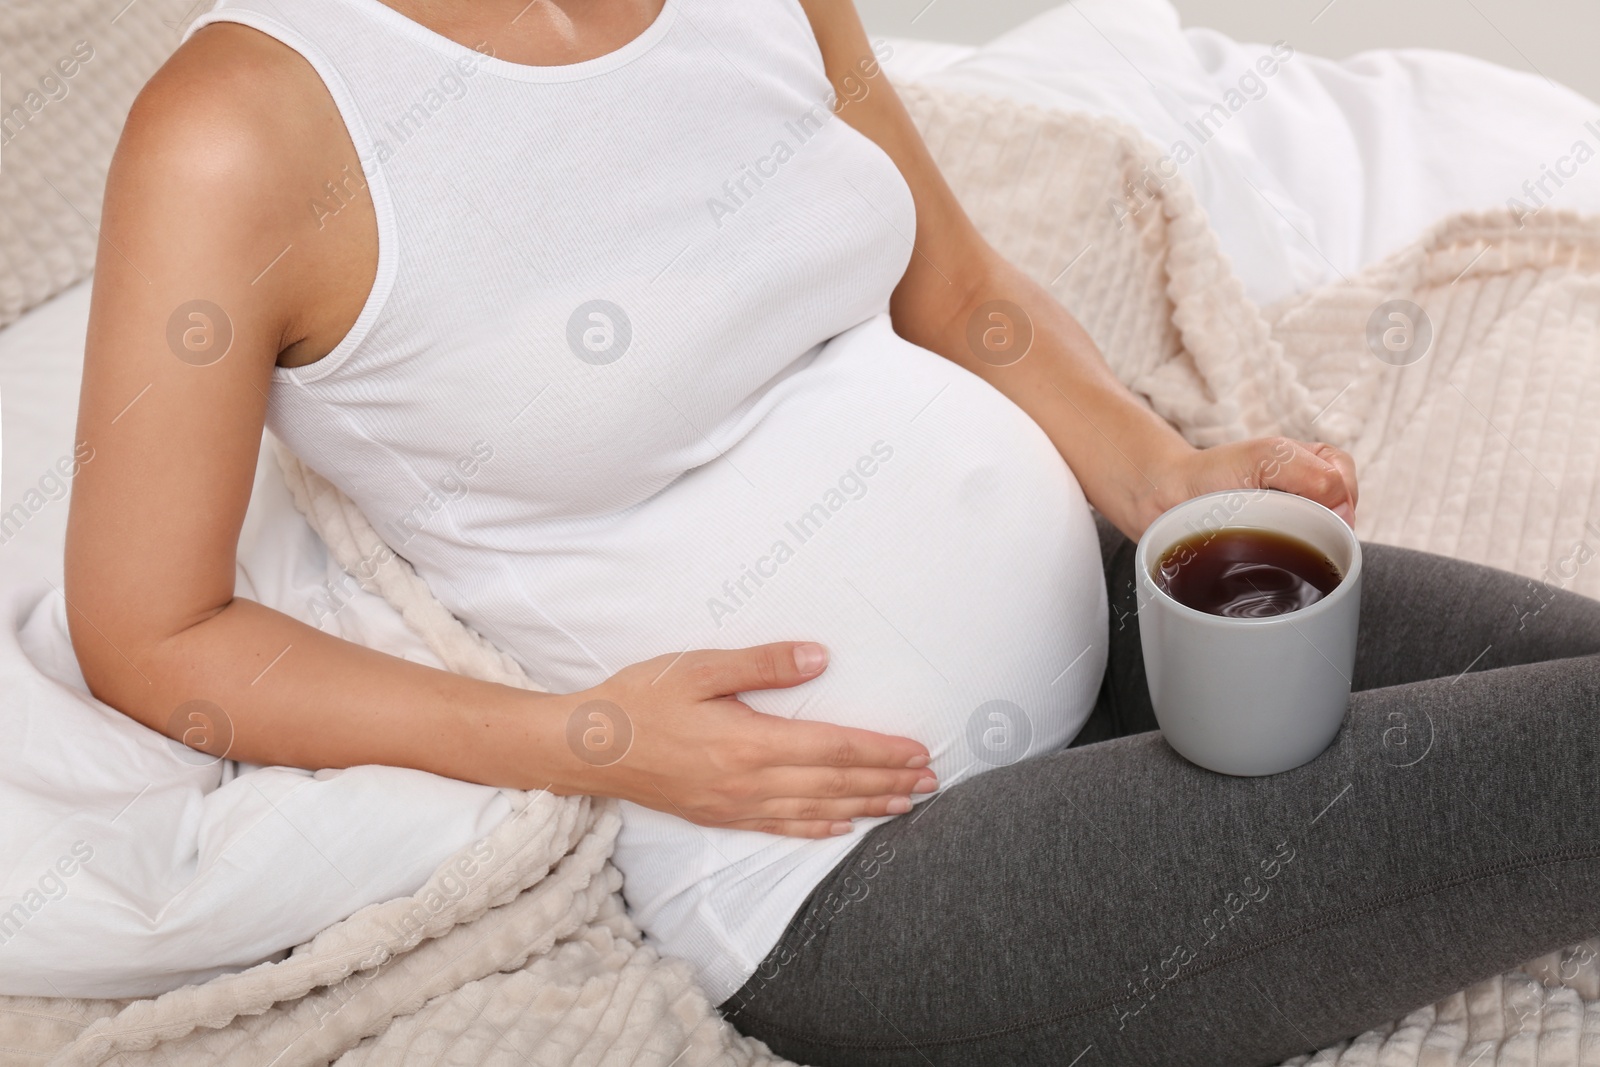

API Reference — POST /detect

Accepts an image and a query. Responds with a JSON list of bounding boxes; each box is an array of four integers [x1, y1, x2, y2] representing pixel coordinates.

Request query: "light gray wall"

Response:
[[857, 0, 1600, 104]]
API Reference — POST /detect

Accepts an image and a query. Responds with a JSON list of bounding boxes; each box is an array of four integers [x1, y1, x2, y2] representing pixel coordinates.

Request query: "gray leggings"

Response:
[[719, 515, 1600, 1066]]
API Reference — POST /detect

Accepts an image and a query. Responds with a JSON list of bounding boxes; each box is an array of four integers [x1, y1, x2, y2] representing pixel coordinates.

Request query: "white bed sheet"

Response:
[[885, 0, 1600, 306], [3, 0, 1599, 999]]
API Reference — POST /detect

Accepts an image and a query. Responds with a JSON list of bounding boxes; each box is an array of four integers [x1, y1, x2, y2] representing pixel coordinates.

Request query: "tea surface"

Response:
[[1154, 528, 1342, 618]]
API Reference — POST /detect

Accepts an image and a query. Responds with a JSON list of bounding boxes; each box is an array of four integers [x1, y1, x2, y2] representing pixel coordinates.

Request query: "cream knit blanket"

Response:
[[6, 82, 1600, 1067]]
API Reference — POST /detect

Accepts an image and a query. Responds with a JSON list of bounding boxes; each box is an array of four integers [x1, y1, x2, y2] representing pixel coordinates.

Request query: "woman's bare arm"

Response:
[[798, 0, 1358, 541], [65, 25, 934, 837]]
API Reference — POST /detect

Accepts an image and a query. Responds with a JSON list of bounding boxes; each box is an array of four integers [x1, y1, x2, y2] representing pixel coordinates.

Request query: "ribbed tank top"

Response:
[[185, 0, 1109, 1003]]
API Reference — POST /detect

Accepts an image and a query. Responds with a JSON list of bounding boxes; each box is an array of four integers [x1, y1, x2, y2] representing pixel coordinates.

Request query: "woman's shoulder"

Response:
[[120, 23, 343, 194], [105, 22, 377, 369]]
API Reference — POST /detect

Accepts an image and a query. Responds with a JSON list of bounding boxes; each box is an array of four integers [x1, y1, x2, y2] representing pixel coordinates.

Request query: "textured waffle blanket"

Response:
[[5, 82, 1600, 1067]]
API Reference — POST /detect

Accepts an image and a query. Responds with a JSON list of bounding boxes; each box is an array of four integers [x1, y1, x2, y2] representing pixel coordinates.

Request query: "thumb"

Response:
[[671, 642, 830, 698]]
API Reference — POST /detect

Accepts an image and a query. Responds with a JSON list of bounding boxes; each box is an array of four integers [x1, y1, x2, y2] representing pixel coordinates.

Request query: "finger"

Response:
[[746, 766, 939, 802], [1299, 442, 1358, 528], [749, 793, 925, 820], [713, 817, 860, 839], [1311, 442, 1359, 510], [753, 714, 932, 770], [720, 796, 921, 825], [662, 642, 830, 697], [1258, 438, 1353, 518]]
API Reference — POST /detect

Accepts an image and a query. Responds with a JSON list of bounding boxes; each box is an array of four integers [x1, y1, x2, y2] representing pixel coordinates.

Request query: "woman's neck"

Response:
[[376, 0, 667, 66]]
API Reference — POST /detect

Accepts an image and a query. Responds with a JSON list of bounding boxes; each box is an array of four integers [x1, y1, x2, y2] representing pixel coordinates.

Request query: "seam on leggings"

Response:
[[734, 845, 1600, 1051]]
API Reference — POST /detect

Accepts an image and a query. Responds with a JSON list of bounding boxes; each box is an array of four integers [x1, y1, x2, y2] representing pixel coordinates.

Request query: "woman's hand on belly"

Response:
[[562, 642, 938, 838]]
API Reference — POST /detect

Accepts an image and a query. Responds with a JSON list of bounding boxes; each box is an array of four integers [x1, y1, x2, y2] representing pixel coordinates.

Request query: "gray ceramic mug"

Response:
[[1134, 489, 1363, 776]]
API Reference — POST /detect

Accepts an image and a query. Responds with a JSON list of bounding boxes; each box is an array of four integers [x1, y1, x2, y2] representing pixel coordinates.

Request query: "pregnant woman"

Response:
[[66, 0, 1600, 1063]]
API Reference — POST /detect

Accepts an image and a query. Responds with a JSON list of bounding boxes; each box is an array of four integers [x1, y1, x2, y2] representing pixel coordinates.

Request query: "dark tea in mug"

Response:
[[1154, 528, 1343, 619]]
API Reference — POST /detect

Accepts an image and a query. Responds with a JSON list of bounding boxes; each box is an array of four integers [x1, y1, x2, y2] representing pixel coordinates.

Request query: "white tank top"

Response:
[[186, 0, 1108, 1003]]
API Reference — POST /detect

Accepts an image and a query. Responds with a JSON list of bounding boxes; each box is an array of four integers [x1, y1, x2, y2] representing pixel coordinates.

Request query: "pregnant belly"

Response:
[[439, 313, 1110, 971], [454, 312, 1110, 780]]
